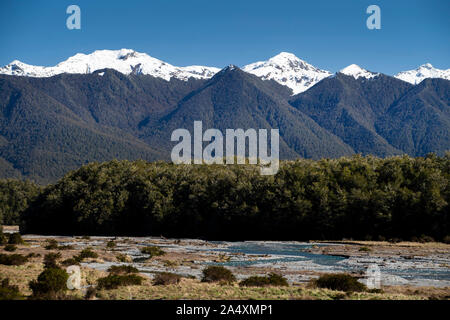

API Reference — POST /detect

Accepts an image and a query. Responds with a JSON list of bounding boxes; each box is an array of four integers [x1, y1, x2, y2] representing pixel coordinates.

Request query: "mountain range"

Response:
[[0, 50, 449, 183]]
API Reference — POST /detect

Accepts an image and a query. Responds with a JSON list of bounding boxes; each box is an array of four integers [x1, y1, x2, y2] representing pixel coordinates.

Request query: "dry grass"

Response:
[[1, 262, 444, 300]]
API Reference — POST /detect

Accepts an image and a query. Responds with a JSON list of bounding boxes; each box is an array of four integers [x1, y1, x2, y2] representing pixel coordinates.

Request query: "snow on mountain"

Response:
[[242, 52, 332, 95], [395, 63, 450, 84], [338, 64, 380, 80], [0, 49, 220, 81]]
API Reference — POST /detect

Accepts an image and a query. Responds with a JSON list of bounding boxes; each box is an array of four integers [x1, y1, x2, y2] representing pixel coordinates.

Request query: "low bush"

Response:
[[29, 268, 69, 299], [313, 273, 367, 292], [61, 258, 80, 266], [240, 273, 288, 287], [107, 265, 139, 275], [97, 274, 144, 290], [418, 235, 435, 243], [0, 253, 28, 266], [116, 254, 132, 262], [201, 266, 236, 284], [44, 239, 59, 250], [77, 247, 98, 260], [106, 241, 116, 249], [43, 252, 62, 269], [4, 244, 17, 252], [0, 226, 7, 245], [8, 233, 24, 245], [0, 278, 23, 300], [153, 272, 181, 285], [141, 246, 166, 257], [358, 246, 371, 252], [443, 236, 450, 244], [84, 287, 97, 300]]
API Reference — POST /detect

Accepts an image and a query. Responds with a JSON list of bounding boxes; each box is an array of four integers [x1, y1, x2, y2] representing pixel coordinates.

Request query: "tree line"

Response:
[[0, 154, 448, 241]]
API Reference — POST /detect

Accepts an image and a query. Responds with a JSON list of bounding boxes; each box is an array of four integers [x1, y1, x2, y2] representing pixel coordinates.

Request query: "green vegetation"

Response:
[[240, 273, 289, 287], [0, 253, 28, 266], [61, 258, 80, 266], [44, 239, 59, 250], [359, 246, 371, 252], [141, 246, 166, 257], [18, 155, 450, 241], [106, 240, 116, 249], [313, 274, 367, 292], [107, 265, 139, 275], [3, 244, 17, 252], [43, 252, 62, 269], [0, 225, 7, 245], [77, 247, 98, 260], [201, 266, 236, 284], [8, 233, 24, 245], [0, 180, 41, 225], [116, 254, 131, 262], [29, 268, 69, 299], [153, 272, 181, 285], [97, 274, 144, 290], [0, 278, 23, 300]]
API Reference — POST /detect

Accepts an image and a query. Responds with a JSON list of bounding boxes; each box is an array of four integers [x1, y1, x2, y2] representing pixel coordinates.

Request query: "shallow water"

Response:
[[205, 241, 450, 287]]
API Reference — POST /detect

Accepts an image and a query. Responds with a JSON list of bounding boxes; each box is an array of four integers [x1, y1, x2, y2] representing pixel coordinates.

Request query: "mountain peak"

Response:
[[0, 49, 220, 81], [339, 64, 379, 79], [395, 63, 450, 84], [243, 52, 331, 95]]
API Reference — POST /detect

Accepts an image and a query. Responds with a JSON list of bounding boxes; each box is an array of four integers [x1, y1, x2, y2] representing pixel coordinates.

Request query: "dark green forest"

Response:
[[1, 154, 449, 241]]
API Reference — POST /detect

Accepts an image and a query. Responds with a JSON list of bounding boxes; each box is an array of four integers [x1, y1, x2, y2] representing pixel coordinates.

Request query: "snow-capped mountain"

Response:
[[395, 63, 450, 84], [2, 49, 449, 89], [338, 64, 380, 79], [242, 52, 332, 94], [0, 49, 220, 81]]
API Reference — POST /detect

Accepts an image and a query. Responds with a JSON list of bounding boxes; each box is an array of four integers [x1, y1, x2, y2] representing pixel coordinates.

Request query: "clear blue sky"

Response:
[[0, 0, 448, 75]]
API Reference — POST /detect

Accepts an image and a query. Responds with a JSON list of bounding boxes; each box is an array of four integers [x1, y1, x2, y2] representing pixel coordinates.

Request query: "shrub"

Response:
[[27, 252, 40, 258], [97, 274, 143, 290], [8, 233, 24, 245], [81, 236, 91, 240], [443, 235, 450, 244], [0, 253, 28, 266], [78, 247, 98, 260], [106, 241, 116, 249], [0, 226, 7, 245], [84, 287, 97, 300], [153, 272, 181, 285], [4, 244, 17, 252], [359, 246, 371, 252], [107, 265, 139, 275], [141, 246, 166, 257], [240, 273, 288, 287], [44, 239, 59, 250], [43, 252, 62, 269], [61, 258, 80, 266], [116, 254, 132, 262], [419, 235, 435, 243], [313, 273, 367, 292], [0, 278, 23, 300], [201, 266, 236, 283], [58, 245, 74, 250], [29, 268, 69, 299]]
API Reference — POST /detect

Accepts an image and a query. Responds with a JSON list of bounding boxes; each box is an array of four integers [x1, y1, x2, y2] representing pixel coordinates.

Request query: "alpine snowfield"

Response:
[[0, 49, 449, 90]]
